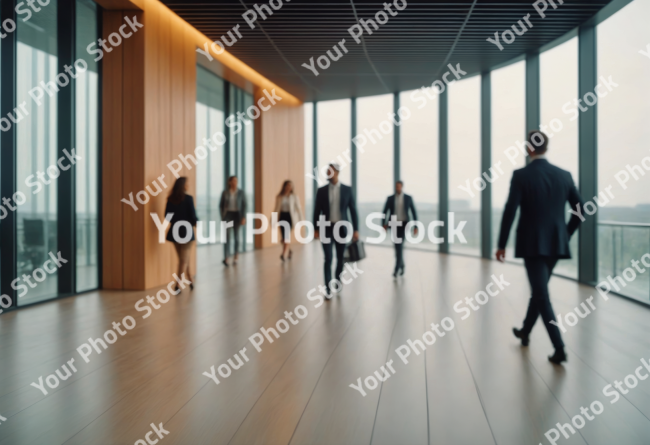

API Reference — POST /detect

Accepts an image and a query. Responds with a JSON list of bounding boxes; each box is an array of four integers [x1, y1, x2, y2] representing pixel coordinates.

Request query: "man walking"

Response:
[[220, 176, 246, 266], [496, 131, 584, 365], [382, 181, 418, 276], [313, 163, 359, 299]]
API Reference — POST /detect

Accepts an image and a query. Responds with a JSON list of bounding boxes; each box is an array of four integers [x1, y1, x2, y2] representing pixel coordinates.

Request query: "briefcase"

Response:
[[345, 240, 366, 262]]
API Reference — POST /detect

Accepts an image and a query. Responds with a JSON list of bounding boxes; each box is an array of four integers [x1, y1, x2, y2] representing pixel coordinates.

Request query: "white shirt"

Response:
[[530, 153, 547, 161], [274, 194, 304, 223], [328, 181, 341, 223], [395, 193, 407, 221], [280, 196, 291, 212], [227, 190, 238, 211]]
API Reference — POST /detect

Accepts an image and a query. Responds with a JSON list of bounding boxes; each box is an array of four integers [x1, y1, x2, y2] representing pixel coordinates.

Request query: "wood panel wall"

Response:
[[140, 1, 197, 289], [254, 93, 305, 249], [102, 10, 146, 289], [102, 0, 304, 290]]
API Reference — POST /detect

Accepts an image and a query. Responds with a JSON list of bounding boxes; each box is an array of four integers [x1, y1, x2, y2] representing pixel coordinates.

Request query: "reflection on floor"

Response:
[[1, 243, 650, 445], [17, 265, 99, 307]]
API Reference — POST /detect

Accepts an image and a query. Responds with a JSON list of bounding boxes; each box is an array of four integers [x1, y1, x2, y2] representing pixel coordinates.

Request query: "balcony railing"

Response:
[[598, 221, 650, 303]]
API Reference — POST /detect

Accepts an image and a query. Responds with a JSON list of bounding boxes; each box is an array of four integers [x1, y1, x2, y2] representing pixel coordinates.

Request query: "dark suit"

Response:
[[313, 183, 359, 291], [498, 158, 584, 350], [382, 193, 418, 273]]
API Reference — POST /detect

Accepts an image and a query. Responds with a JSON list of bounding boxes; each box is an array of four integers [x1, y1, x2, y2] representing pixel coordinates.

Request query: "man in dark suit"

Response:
[[382, 181, 418, 276], [496, 131, 584, 365], [313, 163, 359, 299]]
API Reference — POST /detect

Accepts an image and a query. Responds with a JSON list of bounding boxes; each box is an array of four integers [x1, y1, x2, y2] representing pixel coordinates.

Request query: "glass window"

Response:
[[491, 61, 525, 263], [449, 76, 481, 255], [236, 90, 245, 180], [244, 92, 255, 251], [304, 102, 314, 219], [75, 0, 99, 292], [196, 66, 224, 245], [17, 0, 59, 306], [357, 94, 394, 242], [317, 99, 351, 185], [224, 83, 253, 252], [228, 84, 237, 176], [541, 37, 579, 278], [597, 0, 650, 302], [400, 89, 438, 250], [196, 102, 210, 224]]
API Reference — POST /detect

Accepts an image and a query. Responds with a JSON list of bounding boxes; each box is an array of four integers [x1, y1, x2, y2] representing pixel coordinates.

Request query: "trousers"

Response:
[[224, 211, 241, 258], [392, 224, 406, 272], [522, 257, 564, 349], [321, 224, 349, 291]]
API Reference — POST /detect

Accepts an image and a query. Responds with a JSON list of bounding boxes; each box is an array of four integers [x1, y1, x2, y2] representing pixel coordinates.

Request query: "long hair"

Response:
[[278, 180, 293, 197], [168, 177, 187, 205]]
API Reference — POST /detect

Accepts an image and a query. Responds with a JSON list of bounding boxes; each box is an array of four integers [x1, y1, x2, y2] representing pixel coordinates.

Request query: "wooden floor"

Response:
[[1, 243, 650, 445]]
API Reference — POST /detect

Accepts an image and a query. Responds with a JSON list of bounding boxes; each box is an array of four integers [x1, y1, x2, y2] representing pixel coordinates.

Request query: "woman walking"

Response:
[[165, 177, 197, 291], [274, 180, 303, 261]]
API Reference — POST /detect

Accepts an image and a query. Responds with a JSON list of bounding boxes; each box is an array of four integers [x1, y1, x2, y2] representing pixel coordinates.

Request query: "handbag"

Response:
[[345, 240, 366, 262]]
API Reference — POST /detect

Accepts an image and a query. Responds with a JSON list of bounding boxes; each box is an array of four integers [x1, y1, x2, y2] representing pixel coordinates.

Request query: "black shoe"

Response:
[[325, 288, 333, 301], [399, 266, 404, 276], [548, 349, 567, 365], [393, 270, 398, 277], [513, 327, 529, 347], [222, 259, 229, 267], [189, 282, 194, 290], [280, 255, 285, 262], [288, 250, 293, 259]]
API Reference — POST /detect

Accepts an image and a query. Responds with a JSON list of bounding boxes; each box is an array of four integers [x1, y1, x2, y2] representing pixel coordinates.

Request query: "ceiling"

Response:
[[162, 0, 612, 102]]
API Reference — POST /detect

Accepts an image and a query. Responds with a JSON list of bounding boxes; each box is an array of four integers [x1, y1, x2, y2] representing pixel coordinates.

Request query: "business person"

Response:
[[220, 176, 246, 266], [313, 163, 359, 299], [165, 177, 197, 292], [382, 181, 418, 277], [274, 180, 304, 261], [496, 131, 584, 365]]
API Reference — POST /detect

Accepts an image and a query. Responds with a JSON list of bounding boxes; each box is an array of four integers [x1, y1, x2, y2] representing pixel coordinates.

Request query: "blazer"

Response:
[[165, 195, 198, 243], [382, 193, 418, 225], [274, 193, 304, 225], [498, 158, 584, 259], [313, 182, 359, 231], [219, 189, 247, 219]]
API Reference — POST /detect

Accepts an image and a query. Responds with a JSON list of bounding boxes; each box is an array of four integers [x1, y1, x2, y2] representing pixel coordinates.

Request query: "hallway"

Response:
[[1, 244, 650, 444]]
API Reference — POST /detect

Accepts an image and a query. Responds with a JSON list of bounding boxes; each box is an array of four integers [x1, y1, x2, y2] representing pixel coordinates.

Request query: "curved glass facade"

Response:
[[597, 0, 650, 301], [306, 0, 650, 304]]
